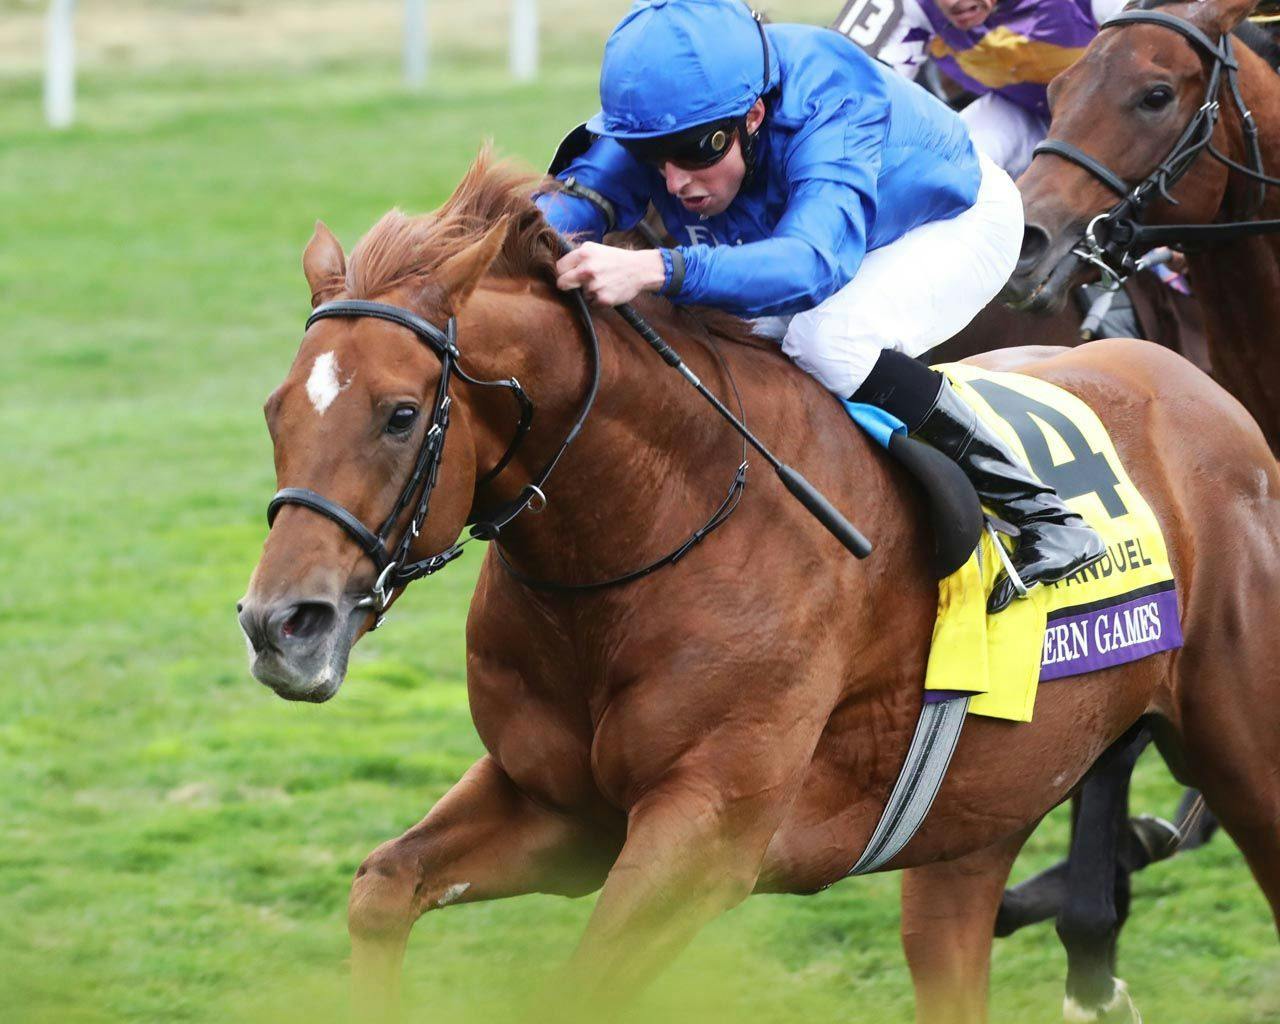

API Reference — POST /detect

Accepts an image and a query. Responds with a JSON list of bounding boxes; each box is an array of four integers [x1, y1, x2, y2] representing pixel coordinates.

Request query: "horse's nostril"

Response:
[[276, 602, 338, 643], [236, 601, 244, 614], [1018, 223, 1052, 272]]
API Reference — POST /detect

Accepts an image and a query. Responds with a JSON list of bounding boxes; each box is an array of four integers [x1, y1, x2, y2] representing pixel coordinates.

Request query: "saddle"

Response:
[[877, 429, 984, 580]]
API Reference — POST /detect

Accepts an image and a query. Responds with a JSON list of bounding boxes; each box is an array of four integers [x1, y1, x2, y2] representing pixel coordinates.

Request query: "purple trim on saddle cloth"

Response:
[[1039, 582, 1183, 682], [923, 689, 976, 703]]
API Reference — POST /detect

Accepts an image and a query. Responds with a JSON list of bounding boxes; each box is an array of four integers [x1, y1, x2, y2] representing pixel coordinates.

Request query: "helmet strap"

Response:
[[738, 115, 761, 187]]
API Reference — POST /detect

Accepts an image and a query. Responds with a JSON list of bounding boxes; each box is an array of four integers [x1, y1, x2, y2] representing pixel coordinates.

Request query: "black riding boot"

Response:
[[913, 376, 1105, 611], [852, 350, 1104, 612]]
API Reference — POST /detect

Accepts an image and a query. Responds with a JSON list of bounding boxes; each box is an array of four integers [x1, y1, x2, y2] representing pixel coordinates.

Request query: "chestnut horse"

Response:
[[1005, 0, 1280, 454], [238, 159, 1280, 1024]]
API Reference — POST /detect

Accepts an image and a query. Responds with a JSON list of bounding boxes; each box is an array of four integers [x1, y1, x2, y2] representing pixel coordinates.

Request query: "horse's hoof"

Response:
[[1063, 978, 1142, 1024]]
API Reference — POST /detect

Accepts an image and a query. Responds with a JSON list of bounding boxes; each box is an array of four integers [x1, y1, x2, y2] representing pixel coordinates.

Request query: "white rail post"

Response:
[[510, 0, 538, 82], [404, 0, 428, 88], [45, 0, 76, 129]]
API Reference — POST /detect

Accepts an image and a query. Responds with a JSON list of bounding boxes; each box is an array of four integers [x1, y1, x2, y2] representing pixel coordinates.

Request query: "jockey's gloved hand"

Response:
[[554, 242, 667, 307]]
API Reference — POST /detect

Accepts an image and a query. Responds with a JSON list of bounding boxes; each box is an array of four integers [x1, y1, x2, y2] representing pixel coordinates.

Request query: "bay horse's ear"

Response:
[[1191, 0, 1259, 36], [432, 215, 511, 310], [303, 220, 347, 308]]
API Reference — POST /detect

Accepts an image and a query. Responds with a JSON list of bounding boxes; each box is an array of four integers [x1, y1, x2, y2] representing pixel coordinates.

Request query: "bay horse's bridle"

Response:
[[265, 293, 748, 628], [1034, 9, 1280, 279]]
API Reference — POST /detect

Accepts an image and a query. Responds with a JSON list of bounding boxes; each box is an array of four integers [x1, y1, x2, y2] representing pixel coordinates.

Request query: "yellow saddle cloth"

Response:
[[924, 363, 1183, 722]]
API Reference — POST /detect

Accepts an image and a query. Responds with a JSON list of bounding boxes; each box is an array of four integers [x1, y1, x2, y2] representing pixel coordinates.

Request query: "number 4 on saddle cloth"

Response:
[[849, 363, 1184, 723]]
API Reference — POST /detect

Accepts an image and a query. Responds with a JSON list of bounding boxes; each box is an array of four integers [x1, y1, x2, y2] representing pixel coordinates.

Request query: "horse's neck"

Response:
[[473, 295, 781, 584], [463, 285, 921, 632], [1190, 239, 1280, 448], [1191, 55, 1280, 453], [457, 284, 940, 760]]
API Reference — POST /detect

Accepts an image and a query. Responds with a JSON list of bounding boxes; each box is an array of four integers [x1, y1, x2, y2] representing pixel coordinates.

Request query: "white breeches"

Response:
[[773, 153, 1025, 398], [960, 93, 1049, 179]]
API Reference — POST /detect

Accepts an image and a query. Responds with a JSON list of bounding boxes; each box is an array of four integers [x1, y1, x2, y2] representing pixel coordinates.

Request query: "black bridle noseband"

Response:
[[266, 293, 748, 628], [1033, 9, 1280, 278]]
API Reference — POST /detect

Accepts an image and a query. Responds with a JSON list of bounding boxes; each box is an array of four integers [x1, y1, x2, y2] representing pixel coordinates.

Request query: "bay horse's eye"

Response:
[[1140, 85, 1175, 112], [386, 405, 419, 436]]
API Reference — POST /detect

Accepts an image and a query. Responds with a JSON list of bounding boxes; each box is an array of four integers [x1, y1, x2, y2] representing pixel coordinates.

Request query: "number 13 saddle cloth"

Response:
[[925, 363, 1183, 722]]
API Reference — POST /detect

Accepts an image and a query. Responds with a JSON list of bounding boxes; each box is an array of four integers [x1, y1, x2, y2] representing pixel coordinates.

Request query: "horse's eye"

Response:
[[386, 405, 419, 435], [1141, 85, 1175, 111]]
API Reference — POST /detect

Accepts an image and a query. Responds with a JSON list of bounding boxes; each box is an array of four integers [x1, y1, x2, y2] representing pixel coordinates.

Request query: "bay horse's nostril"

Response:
[[1017, 223, 1052, 274], [271, 601, 338, 644]]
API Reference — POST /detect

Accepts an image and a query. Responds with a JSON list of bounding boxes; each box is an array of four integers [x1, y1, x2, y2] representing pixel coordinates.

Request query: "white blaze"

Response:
[[306, 351, 348, 414]]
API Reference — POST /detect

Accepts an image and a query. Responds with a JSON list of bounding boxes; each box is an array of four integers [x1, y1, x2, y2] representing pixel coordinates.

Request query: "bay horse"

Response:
[[967, 5, 1280, 1002], [993, 0, 1280, 1010], [238, 156, 1280, 1024], [1004, 0, 1280, 454]]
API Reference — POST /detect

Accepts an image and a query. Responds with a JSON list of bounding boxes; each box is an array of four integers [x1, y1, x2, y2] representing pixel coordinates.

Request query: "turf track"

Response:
[[1, 6, 1277, 1021]]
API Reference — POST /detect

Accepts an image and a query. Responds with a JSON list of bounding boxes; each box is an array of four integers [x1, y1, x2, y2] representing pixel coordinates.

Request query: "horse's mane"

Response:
[[346, 150, 562, 297], [345, 149, 770, 350]]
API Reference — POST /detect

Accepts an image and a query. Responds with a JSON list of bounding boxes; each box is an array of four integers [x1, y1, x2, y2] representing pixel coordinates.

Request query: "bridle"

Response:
[[1033, 9, 1280, 280], [265, 292, 747, 628]]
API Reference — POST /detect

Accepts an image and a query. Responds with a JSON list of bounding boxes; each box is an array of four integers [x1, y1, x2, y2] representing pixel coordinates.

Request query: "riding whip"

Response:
[[609, 298, 873, 559], [550, 226, 870, 557]]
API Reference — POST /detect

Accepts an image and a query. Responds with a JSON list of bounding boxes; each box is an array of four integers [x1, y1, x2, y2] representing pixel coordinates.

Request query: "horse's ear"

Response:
[[303, 220, 347, 308], [432, 215, 510, 309], [1192, 0, 1259, 35]]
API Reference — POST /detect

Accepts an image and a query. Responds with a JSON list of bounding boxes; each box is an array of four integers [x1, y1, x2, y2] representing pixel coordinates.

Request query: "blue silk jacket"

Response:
[[536, 23, 981, 319]]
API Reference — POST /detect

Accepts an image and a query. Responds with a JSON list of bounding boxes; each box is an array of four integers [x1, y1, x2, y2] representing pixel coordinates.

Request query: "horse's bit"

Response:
[[266, 294, 747, 628], [1034, 9, 1280, 278]]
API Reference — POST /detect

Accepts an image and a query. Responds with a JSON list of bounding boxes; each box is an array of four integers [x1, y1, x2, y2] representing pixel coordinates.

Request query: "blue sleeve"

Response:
[[670, 99, 886, 317], [533, 137, 655, 242]]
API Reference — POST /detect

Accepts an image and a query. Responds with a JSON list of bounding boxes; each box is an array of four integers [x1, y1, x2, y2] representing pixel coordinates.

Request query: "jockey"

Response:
[[866, 0, 1126, 176], [536, 0, 1102, 609]]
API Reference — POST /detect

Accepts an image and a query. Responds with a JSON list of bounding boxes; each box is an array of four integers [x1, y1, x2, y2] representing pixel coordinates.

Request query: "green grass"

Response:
[[2, 33, 1278, 1024]]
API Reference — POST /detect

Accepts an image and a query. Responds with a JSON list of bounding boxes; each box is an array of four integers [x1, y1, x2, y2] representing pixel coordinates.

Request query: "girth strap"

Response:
[[847, 694, 971, 875]]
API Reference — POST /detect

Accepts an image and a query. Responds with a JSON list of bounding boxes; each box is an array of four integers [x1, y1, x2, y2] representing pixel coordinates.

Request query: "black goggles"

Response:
[[620, 118, 741, 170]]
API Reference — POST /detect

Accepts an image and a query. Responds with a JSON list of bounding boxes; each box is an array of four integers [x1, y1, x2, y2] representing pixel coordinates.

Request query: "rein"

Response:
[[266, 291, 749, 626], [1033, 9, 1280, 277]]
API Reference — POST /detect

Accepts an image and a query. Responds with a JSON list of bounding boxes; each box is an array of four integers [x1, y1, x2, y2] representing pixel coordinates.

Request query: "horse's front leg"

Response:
[[348, 754, 618, 1023], [901, 826, 1036, 1024], [560, 709, 825, 1010], [559, 783, 790, 1005]]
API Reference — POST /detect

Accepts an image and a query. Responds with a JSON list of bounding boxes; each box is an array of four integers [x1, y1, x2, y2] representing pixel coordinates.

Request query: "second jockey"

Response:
[[536, 0, 1102, 609], [867, 0, 1126, 176]]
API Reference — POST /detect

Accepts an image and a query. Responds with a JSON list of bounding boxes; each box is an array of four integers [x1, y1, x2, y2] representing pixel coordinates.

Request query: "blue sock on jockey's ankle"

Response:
[[842, 400, 906, 450]]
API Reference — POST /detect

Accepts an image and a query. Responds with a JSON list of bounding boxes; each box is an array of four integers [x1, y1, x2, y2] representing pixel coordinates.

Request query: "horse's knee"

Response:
[[1055, 856, 1124, 954], [349, 841, 421, 942], [1055, 897, 1118, 953]]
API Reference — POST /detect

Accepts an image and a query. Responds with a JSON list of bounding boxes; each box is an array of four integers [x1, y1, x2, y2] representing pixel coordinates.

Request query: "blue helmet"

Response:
[[586, 0, 777, 140]]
